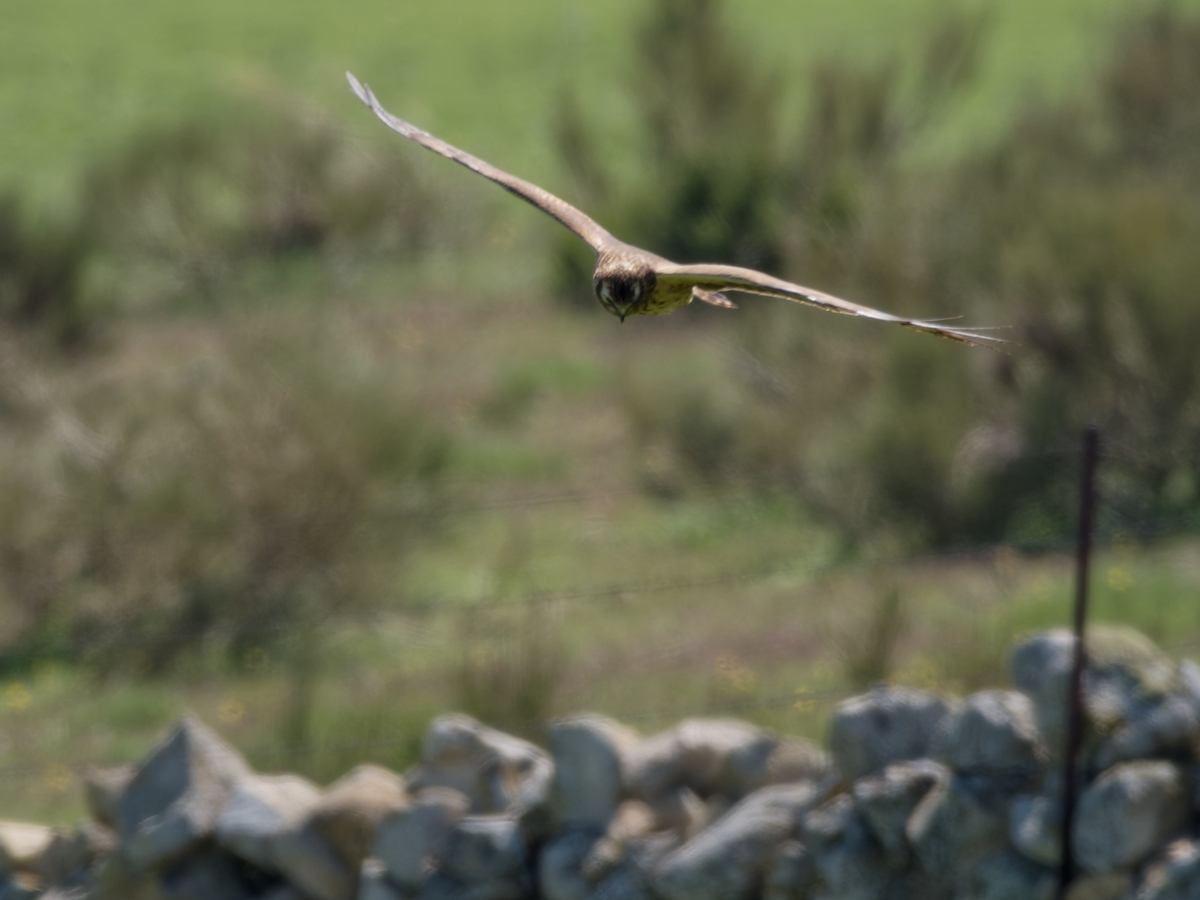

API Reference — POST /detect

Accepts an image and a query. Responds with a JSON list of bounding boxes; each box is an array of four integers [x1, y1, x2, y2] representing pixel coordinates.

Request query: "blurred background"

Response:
[[3, 0, 1200, 823]]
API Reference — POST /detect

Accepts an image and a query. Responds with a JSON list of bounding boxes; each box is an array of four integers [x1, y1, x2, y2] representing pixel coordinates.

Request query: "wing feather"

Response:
[[657, 263, 1003, 348], [347, 72, 616, 252]]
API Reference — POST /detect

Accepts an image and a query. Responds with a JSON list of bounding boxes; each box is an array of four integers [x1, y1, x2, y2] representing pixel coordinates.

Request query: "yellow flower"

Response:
[[715, 653, 755, 693], [4, 683, 31, 711], [1107, 567, 1133, 592], [217, 700, 246, 725], [793, 688, 816, 713], [44, 765, 73, 792]]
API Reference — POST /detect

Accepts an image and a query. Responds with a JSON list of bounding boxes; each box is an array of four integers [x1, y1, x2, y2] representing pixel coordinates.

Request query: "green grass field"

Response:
[[6, 0, 1197, 203]]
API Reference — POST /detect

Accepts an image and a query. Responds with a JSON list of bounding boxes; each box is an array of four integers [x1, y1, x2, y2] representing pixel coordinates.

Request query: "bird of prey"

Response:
[[347, 72, 999, 348]]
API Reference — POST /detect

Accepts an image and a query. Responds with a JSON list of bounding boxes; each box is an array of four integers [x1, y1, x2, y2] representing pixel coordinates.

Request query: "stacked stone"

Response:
[[1, 625, 1198, 900], [787, 624, 1200, 900]]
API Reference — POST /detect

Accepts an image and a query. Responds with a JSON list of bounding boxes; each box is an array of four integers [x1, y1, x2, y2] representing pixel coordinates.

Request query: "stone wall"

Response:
[[3, 626, 1199, 900]]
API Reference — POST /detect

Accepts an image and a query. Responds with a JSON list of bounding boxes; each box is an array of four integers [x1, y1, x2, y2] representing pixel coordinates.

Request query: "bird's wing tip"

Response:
[[345, 71, 371, 105]]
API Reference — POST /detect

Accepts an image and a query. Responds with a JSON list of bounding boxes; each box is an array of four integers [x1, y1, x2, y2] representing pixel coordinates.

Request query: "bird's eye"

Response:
[[599, 283, 612, 302], [631, 282, 642, 300]]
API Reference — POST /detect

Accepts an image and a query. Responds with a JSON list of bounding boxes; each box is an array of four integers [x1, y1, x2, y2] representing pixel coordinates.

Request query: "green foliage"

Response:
[[831, 582, 909, 690], [453, 602, 566, 740], [0, 326, 450, 677], [0, 193, 96, 347], [81, 105, 457, 304], [451, 522, 566, 738], [920, 6, 1200, 542], [602, 1, 1200, 551]]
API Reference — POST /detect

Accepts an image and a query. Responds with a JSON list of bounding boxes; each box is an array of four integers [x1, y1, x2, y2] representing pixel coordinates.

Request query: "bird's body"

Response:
[[347, 72, 1001, 348]]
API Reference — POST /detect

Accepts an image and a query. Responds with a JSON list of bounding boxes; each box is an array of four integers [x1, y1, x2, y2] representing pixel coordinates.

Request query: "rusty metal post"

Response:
[[1057, 426, 1099, 898]]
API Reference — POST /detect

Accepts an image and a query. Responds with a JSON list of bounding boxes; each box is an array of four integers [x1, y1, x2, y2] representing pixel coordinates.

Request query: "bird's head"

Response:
[[595, 267, 655, 322]]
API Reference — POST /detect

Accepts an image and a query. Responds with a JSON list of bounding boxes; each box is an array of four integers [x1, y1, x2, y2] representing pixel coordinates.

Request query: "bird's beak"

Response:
[[619, 313, 626, 323]]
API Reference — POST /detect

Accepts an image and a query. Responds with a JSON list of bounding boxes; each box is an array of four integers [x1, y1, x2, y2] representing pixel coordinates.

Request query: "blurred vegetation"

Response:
[[81, 104, 470, 306], [0, 100, 477, 346], [589, 0, 1200, 551], [0, 193, 95, 348], [3, 0, 1200, 823], [0, 327, 450, 678]]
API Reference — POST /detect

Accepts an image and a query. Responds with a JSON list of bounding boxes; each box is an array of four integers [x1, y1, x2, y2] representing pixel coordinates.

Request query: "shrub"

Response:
[[0, 192, 96, 347], [453, 600, 566, 740], [81, 102, 462, 303], [596, 1, 1200, 551], [0, 324, 451, 676]]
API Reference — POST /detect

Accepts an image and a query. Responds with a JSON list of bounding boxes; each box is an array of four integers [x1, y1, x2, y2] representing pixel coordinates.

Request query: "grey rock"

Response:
[[358, 858, 405, 900], [90, 850, 165, 900], [624, 718, 764, 802], [1011, 626, 1179, 763], [653, 782, 822, 900], [591, 833, 678, 900], [216, 772, 321, 873], [261, 886, 314, 900], [273, 820, 357, 900], [1064, 873, 1134, 900], [413, 873, 461, 899], [409, 715, 551, 817], [84, 765, 135, 830], [439, 816, 531, 899], [117, 717, 252, 872], [907, 776, 1008, 880], [956, 848, 1054, 900], [0, 874, 41, 900], [575, 802, 663, 886], [830, 688, 955, 781], [374, 787, 470, 889], [1010, 629, 1075, 750], [1094, 659, 1200, 770], [36, 822, 116, 885], [538, 829, 602, 900], [1074, 760, 1190, 874], [592, 868, 655, 900], [604, 800, 656, 845], [642, 786, 710, 838], [851, 758, 949, 867], [804, 794, 894, 900], [0, 822, 53, 877], [159, 846, 254, 900], [314, 765, 410, 871], [34, 884, 90, 900], [547, 715, 639, 830], [1009, 791, 1062, 868], [717, 734, 831, 800], [762, 840, 815, 900], [931, 690, 1043, 777], [1139, 839, 1200, 900]]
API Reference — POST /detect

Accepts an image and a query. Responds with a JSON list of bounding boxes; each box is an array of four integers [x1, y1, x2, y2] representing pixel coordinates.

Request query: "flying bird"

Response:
[[347, 72, 1000, 348]]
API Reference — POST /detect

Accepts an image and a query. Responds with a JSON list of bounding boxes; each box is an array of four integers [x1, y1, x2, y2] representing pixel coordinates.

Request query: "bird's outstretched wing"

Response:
[[347, 72, 617, 253], [655, 263, 1004, 348]]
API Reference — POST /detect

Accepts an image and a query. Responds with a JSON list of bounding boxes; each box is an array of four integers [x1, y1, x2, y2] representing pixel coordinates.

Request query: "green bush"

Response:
[[596, 1, 1200, 551], [0, 193, 95, 347], [81, 103, 461, 303], [453, 600, 566, 740], [0, 325, 450, 676]]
